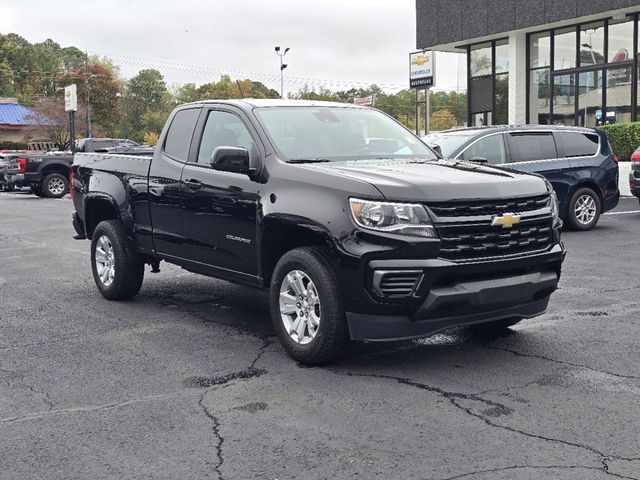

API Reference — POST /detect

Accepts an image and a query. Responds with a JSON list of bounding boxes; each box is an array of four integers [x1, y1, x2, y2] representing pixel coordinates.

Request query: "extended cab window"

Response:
[[508, 133, 557, 163], [460, 134, 506, 164], [197, 111, 254, 164], [557, 132, 599, 157], [163, 108, 200, 161]]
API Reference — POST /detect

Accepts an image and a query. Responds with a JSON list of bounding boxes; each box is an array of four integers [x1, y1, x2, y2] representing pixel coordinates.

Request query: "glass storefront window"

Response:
[[607, 67, 632, 124], [494, 74, 509, 124], [530, 32, 550, 68], [580, 22, 605, 67], [608, 19, 634, 63], [577, 70, 603, 127], [495, 39, 509, 74], [470, 42, 492, 77], [554, 27, 576, 70], [530, 68, 550, 124], [553, 74, 576, 125]]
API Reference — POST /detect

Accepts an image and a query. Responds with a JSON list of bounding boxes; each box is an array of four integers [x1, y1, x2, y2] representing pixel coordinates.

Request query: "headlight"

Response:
[[550, 191, 559, 219], [349, 198, 437, 238]]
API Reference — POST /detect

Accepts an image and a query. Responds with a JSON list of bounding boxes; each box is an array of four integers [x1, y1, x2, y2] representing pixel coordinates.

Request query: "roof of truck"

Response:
[[183, 99, 367, 109]]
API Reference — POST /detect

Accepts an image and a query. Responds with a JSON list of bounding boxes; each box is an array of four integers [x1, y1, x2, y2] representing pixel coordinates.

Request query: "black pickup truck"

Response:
[[71, 99, 565, 364], [4, 152, 73, 197]]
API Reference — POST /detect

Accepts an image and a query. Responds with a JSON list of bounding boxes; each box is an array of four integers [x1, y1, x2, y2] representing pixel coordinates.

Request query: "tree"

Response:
[[56, 60, 123, 137], [174, 75, 279, 103], [430, 109, 458, 131], [25, 98, 71, 150], [119, 69, 170, 141]]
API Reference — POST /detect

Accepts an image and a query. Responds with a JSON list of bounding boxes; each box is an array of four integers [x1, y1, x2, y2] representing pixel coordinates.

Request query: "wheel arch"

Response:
[[84, 193, 121, 238], [260, 217, 338, 288], [40, 162, 71, 179]]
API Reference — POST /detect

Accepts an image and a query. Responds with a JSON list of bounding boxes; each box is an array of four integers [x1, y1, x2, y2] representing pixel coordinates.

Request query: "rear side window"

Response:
[[163, 108, 200, 161], [556, 132, 599, 157], [508, 133, 557, 162], [460, 134, 507, 165]]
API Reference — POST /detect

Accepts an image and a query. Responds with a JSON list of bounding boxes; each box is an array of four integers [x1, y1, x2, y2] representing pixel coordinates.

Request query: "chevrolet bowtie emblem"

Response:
[[492, 213, 521, 229]]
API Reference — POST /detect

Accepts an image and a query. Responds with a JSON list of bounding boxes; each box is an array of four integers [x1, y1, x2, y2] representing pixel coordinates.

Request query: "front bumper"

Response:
[[343, 244, 564, 341]]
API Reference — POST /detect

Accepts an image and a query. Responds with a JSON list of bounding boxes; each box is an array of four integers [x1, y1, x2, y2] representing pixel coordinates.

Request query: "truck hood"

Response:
[[299, 158, 547, 201]]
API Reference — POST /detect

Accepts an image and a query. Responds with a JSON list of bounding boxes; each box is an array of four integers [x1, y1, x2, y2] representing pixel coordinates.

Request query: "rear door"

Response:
[[505, 132, 571, 202], [179, 106, 262, 276], [148, 107, 201, 259]]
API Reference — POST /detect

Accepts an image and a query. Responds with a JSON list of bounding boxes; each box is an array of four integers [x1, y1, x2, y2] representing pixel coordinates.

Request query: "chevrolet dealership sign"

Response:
[[410, 51, 435, 89]]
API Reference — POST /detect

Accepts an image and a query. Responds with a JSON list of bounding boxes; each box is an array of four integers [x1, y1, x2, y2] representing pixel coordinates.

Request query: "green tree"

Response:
[[119, 69, 170, 141]]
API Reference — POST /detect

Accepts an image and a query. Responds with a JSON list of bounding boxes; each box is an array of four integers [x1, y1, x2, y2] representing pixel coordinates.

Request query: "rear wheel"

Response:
[[91, 220, 144, 300], [567, 187, 600, 230], [41, 173, 69, 198], [31, 186, 46, 197], [270, 247, 350, 365]]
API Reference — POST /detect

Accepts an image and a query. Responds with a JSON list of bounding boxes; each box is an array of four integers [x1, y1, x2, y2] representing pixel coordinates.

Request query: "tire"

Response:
[[41, 173, 69, 198], [91, 220, 144, 300], [31, 186, 46, 197], [270, 247, 350, 365], [567, 187, 601, 231]]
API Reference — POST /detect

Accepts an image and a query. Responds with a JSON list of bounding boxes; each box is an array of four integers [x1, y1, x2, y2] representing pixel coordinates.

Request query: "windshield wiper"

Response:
[[287, 158, 332, 164]]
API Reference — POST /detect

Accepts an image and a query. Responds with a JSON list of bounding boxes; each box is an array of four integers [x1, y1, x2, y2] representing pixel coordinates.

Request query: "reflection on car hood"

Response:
[[298, 158, 547, 202]]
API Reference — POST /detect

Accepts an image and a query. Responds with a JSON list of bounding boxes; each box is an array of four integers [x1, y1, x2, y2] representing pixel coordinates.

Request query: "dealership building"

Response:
[[416, 0, 640, 127]]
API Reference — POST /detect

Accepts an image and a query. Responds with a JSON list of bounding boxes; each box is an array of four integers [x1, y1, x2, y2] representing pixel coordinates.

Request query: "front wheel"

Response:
[[567, 187, 601, 231], [270, 247, 350, 365], [91, 220, 144, 300]]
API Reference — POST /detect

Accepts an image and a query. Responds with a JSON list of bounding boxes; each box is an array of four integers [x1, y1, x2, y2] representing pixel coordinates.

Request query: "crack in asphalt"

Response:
[[0, 365, 54, 411], [480, 344, 640, 382], [0, 391, 200, 424], [198, 394, 225, 480], [438, 464, 638, 480], [193, 339, 272, 480], [329, 370, 639, 480]]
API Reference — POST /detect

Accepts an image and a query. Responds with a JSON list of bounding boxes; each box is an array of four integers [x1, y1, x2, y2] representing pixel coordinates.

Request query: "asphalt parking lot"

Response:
[[1, 190, 640, 480]]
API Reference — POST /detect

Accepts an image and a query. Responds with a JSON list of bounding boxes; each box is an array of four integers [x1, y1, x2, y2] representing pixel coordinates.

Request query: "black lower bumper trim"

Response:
[[346, 297, 550, 342]]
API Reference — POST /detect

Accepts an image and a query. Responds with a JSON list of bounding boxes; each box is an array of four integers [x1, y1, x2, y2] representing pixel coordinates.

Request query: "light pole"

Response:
[[275, 46, 290, 98]]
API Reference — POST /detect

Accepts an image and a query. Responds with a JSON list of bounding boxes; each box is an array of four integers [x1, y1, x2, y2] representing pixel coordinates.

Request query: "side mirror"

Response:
[[469, 156, 488, 164], [429, 144, 443, 157], [211, 146, 253, 175]]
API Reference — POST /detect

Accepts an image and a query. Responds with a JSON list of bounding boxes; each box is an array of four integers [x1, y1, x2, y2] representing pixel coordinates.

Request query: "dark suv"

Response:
[[424, 126, 619, 230]]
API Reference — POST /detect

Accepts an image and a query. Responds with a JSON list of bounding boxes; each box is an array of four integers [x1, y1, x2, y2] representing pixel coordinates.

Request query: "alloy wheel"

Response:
[[48, 177, 66, 196], [574, 194, 596, 225], [279, 270, 321, 345], [94, 235, 116, 287]]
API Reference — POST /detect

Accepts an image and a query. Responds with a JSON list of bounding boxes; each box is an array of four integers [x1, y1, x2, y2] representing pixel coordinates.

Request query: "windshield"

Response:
[[423, 133, 474, 158], [255, 106, 437, 161]]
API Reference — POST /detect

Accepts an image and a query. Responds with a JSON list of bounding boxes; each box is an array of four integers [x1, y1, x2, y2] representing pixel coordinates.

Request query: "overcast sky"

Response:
[[0, 0, 464, 95]]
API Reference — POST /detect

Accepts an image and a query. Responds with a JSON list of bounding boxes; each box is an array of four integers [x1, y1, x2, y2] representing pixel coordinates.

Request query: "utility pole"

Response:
[[274, 46, 290, 98], [85, 51, 91, 138]]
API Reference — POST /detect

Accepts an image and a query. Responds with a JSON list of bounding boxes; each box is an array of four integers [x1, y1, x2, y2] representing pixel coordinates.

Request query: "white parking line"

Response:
[[604, 210, 640, 215]]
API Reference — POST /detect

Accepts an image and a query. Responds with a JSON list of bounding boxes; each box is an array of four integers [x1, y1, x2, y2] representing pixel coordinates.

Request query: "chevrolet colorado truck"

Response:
[[71, 99, 565, 364]]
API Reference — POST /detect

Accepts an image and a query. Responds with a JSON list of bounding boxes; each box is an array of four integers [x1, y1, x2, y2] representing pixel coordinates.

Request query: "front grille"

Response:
[[437, 217, 554, 261], [428, 194, 550, 218], [372, 270, 423, 298]]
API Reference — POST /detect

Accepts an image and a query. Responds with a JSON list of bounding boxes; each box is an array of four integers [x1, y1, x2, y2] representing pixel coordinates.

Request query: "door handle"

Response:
[[184, 179, 202, 190]]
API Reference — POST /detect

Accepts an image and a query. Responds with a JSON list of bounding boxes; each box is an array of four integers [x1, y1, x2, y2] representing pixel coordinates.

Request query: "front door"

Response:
[[180, 108, 261, 276]]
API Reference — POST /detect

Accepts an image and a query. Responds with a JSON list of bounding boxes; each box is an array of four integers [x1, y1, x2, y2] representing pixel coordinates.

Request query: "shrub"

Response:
[[0, 140, 29, 150], [600, 122, 640, 161]]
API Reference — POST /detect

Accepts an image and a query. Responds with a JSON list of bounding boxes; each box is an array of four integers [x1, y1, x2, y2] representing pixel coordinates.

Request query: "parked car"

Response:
[[424, 126, 619, 231], [6, 152, 73, 198], [71, 100, 564, 365], [629, 146, 640, 203]]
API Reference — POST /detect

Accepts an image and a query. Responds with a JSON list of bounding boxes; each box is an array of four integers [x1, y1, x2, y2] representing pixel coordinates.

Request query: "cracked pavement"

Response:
[[1, 190, 639, 479]]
